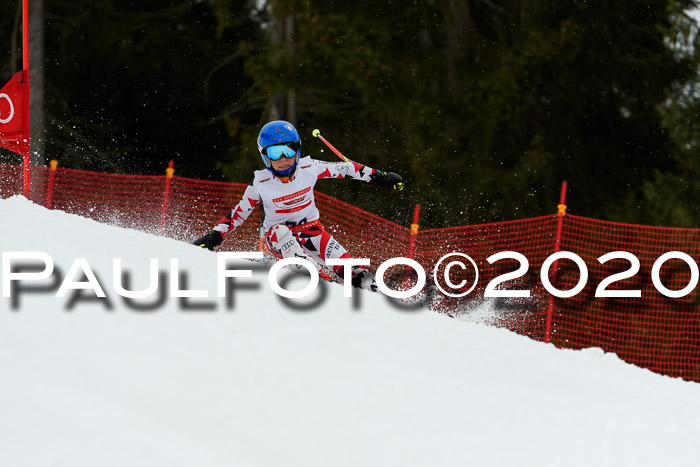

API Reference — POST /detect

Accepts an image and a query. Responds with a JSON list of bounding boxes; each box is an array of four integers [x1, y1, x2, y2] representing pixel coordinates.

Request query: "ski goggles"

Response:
[[264, 142, 300, 161]]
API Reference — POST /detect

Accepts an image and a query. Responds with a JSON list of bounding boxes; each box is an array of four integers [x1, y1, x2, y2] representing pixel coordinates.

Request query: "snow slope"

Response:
[[1, 195, 700, 467]]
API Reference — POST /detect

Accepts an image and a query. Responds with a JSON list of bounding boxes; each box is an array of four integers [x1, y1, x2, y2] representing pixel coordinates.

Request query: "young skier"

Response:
[[193, 120, 404, 291]]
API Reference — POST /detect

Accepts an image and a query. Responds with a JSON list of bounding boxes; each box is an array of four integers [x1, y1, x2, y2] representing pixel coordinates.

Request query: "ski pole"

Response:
[[312, 129, 353, 163], [313, 128, 404, 192]]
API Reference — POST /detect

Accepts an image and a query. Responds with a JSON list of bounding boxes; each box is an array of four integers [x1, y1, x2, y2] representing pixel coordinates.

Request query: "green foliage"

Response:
[[641, 3, 700, 227], [219, 0, 700, 228], [12, 0, 260, 177], [3, 0, 700, 229]]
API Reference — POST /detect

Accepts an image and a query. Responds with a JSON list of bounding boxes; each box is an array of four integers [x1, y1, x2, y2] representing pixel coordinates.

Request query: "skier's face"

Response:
[[270, 155, 295, 171]]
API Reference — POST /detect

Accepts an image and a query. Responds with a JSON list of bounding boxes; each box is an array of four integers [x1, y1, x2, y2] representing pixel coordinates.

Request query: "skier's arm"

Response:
[[193, 185, 261, 250], [213, 185, 261, 236], [314, 159, 404, 192], [314, 159, 374, 182]]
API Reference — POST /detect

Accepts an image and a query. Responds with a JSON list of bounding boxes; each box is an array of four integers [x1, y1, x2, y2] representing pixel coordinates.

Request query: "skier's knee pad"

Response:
[[266, 224, 302, 259]]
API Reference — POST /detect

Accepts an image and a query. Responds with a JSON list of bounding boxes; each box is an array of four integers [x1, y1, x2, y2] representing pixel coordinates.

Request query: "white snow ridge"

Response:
[[1, 195, 700, 467]]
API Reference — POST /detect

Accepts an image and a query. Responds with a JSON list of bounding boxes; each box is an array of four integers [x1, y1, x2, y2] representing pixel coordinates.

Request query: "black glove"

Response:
[[371, 171, 404, 192], [193, 231, 223, 251]]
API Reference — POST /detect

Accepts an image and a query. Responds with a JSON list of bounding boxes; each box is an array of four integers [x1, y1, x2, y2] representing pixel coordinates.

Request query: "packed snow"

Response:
[[1, 195, 700, 467]]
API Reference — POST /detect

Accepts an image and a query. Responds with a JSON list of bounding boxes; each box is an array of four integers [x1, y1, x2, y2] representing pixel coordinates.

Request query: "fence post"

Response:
[[408, 204, 421, 259], [23, 154, 30, 199], [159, 160, 175, 235], [45, 159, 58, 209], [545, 181, 568, 343]]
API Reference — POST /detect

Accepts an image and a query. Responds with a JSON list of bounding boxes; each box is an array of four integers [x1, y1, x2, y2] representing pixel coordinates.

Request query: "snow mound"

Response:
[[1, 195, 700, 467]]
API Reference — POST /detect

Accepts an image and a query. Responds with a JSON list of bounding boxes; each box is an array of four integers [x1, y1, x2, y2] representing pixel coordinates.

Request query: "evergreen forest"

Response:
[[2, 0, 700, 229]]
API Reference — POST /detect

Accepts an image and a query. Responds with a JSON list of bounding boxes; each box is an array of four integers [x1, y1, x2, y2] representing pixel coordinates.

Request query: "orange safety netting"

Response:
[[552, 215, 700, 381], [1, 163, 699, 382], [415, 216, 560, 339]]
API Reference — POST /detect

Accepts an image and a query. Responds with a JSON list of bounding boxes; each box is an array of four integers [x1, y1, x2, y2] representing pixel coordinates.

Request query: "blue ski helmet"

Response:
[[257, 120, 301, 177]]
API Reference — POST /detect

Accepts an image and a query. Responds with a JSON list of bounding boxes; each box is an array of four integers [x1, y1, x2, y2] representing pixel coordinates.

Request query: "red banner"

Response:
[[0, 71, 30, 157]]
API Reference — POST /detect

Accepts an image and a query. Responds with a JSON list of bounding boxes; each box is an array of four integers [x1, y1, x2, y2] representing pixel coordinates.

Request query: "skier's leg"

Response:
[[295, 224, 377, 291], [265, 224, 322, 274]]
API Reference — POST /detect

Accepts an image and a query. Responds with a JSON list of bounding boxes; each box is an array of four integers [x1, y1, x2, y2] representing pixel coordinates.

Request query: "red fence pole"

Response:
[[45, 159, 58, 209], [159, 160, 174, 234], [22, 0, 29, 199], [23, 0, 28, 70], [544, 181, 568, 344], [23, 158, 30, 198], [408, 204, 421, 259]]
